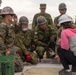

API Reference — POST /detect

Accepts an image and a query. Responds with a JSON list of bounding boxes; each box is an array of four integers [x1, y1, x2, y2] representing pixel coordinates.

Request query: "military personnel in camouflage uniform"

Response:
[[0, 6, 16, 55], [15, 16, 38, 64], [0, 6, 24, 72], [54, 3, 67, 30], [32, 3, 53, 30], [33, 16, 56, 61]]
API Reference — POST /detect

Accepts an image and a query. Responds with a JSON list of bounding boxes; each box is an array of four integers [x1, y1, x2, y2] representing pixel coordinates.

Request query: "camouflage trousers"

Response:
[[15, 53, 24, 72], [36, 46, 51, 59], [9, 46, 24, 72], [17, 49, 38, 64], [0, 46, 24, 72]]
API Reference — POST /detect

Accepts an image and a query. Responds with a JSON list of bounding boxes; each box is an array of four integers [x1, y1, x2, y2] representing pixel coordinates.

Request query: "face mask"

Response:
[[22, 28, 28, 31]]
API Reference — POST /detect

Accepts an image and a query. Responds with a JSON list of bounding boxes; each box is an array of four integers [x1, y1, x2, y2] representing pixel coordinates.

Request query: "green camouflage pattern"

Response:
[[0, 21, 15, 50], [0, 21, 23, 72], [15, 29, 38, 64], [14, 24, 21, 34], [54, 15, 61, 29], [15, 29, 34, 54], [36, 46, 45, 60], [32, 13, 53, 29], [33, 26, 57, 58], [29, 51, 38, 64], [34, 26, 56, 46], [15, 53, 24, 72]]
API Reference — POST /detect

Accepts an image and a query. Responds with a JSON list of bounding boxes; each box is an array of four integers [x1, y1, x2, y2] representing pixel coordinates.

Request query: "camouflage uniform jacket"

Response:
[[33, 26, 56, 46], [15, 29, 34, 54], [54, 15, 61, 29], [32, 13, 53, 29], [14, 24, 21, 34], [0, 21, 15, 52]]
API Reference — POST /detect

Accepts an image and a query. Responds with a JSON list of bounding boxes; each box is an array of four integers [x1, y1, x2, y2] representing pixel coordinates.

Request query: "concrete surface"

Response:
[[15, 63, 63, 75]]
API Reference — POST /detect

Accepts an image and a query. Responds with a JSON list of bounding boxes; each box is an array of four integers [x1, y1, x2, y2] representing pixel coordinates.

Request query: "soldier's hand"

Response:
[[6, 51, 10, 56], [55, 55, 60, 62]]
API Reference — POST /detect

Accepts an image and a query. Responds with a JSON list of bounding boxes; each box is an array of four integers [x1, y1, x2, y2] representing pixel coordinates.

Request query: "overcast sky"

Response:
[[1, 0, 76, 23]]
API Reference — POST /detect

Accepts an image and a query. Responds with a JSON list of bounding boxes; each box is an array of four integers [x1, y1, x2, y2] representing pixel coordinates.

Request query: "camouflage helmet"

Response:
[[19, 16, 29, 24], [40, 3, 46, 8], [37, 16, 47, 25], [59, 3, 66, 10], [1, 6, 15, 15]]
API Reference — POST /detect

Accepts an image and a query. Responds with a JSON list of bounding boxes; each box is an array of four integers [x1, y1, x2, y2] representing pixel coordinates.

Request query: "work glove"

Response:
[[26, 54, 31, 61]]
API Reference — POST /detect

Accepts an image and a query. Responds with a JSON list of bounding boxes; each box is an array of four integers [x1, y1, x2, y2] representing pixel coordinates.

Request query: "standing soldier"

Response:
[[0, 6, 24, 72], [33, 16, 56, 61], [32, 3, 53, 30], [15, 16, 38, 64], [54, 3, 67, 29]]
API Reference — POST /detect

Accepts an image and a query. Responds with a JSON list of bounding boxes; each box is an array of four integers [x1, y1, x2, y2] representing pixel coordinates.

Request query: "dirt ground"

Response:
[[23, 67, 61, 75]]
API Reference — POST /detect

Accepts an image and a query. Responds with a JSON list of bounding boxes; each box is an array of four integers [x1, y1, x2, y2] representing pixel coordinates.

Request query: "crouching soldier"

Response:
[[33, 16, 56, 61], [0, 6, 24, 73], [15, 16, 38, 64]]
